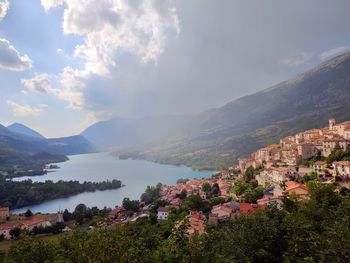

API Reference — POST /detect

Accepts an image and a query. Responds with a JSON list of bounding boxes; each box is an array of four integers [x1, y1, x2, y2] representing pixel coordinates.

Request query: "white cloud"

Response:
[[21, 70, 87, 110], [7, 100, 47, 117], [282, 52, 313, 67], [0, 38, 32, 71], [21, 74, 56, 94], [320, 45, 350, 60], [34, 0, 180, 112], [0, 0, 9, 21], [41, 0, 64, 12]]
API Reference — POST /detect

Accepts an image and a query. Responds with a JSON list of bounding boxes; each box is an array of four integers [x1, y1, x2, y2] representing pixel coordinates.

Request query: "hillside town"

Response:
[[1, 119, 350, 240]]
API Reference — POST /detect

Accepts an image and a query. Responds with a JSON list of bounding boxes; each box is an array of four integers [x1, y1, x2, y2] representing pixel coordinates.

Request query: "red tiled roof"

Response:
[[285, 181, 308, 192], [21, 218, 46, 227], [0, 223, 20, 230], [0, 207, 9, 212], [157, 207, 169, 212], [239, 203, 266, 215]]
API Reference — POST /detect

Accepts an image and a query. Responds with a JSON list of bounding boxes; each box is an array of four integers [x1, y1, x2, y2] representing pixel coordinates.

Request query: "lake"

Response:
[[12, 152, 214, 213]]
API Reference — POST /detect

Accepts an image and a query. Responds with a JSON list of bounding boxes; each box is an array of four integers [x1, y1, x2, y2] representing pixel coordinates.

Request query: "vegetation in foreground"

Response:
[[0, 178, 122, 209], [0, 183, 349, 263]]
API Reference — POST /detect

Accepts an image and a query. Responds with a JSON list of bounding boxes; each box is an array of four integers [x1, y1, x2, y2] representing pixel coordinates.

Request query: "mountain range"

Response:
[[2, 52, 350, 170], [0, 123, 94, 156], [97, 52, 350, 169]]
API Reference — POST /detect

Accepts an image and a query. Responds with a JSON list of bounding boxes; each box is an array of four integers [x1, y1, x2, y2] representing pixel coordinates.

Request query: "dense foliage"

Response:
[[0, 183, 349, 262], [0, 178, 122, 209], [0, 150, 68, 174]]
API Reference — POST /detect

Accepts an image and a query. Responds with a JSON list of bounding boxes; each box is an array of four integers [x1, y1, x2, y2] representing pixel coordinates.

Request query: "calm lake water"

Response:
[[12, 152, 213, 213]]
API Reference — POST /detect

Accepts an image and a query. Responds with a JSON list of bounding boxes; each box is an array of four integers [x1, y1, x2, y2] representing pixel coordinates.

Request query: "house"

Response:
[[257, 196, 283, 209], [199, 191, 207, 200], [21, 218, 51, 231], [284, 181, 308, 197], [239, 203, 266, 215], [0, 223, 21, 239], [332, 161, 350, 179], [157, 207, 169, 221], [170, 198, 183, 207], [297, 143, 316, 160], [0, 207, 9, 222], [312, 161, 328, 174], [187, 211, 206, 236], [322, 138, 349, 157], [108, 206, 126, 220]]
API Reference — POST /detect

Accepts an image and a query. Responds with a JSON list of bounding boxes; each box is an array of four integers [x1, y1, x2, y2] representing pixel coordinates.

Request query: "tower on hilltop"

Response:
[[329, 118, 336, 130]]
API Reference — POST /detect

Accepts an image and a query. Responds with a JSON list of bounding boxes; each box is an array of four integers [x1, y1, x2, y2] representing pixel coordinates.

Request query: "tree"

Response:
[[183, 195, 205, 211], [63, 209, 73, 221], [122, 198, 140, 212], [140, 183, 162, 204], [211, 183, 220, 197], [202, 182, 211, 194], [24, 209, 33, 218], [10, 227, 21, 239], [244, 166, 256, 182], [74, 204, 87, 224]]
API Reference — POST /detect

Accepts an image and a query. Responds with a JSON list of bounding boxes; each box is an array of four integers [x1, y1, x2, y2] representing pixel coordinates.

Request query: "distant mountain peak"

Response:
[[7, 123, 45, 139]]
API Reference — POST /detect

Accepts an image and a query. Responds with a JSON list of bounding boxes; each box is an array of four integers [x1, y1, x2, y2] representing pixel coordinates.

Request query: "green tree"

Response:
[[74, 203, 87, 224], [9, 227, 21, 239], [24, 209, 33, 218]]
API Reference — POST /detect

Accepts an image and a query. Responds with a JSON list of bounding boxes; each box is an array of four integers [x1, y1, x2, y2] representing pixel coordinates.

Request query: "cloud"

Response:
[[0, 0, 9, 21], [0, 38, 32, 71], [21, 70, 87, 110], [41, 0, 64, 12], [21, 74, 56, 94], [320, 45, 350, 60], [34, 0, 180, 112], [7, 100, 47, 117], [282, 52, 313, 67]]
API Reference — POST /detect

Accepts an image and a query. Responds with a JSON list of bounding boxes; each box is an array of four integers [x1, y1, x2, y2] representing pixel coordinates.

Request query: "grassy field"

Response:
[[0, 233, 65, 252]]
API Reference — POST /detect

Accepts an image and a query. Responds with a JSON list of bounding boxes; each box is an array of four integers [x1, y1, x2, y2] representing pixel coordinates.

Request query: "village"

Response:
[[1, 118, 350, 240]]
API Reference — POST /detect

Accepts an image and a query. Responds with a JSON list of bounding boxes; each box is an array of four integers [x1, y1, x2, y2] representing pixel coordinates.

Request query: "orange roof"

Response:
[[21, 218, 46, 227], [257, 196, 282, 202], [239, 203, 266, 215], [0, 207, 9, 212], [285, 181, 308, 192], [0, 223, 21, 230]]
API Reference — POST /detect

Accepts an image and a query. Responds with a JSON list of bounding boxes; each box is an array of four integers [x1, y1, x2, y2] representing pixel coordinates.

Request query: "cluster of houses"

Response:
[[238, 119, 350, 178], [0, 207, 64, 240], [237, 119, 350, 185]]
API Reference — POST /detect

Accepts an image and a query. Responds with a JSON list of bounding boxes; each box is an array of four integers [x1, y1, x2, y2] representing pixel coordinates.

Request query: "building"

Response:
[[199, 191, 207, 200], [332, 161, 350, 179], [157, 207, 169, 221], [322, 138, 349, 157], [0, 223, 21, 240], [312, 161, 328, 175], [0, 207, 9, 222], [239, 203, 266, 215], [21, 218, 51, 231], [257, 196, 283, 209], [284, 181, 308, 197], [187, 211, 206, 236], [297, 143, 316, 160]]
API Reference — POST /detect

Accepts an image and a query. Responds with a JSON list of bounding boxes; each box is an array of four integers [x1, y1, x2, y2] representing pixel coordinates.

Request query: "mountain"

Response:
[[0, 124, 94, 156], [81, 115, 190, 150], [116, 52, 350, 170], [7, 123, 45, 139]]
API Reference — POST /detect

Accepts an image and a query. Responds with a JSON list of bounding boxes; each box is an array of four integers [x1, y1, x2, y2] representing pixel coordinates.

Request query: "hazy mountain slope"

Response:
[[118, 52, 350, 169], [81, 115, 191, 150], [7, 123, 45, 139]]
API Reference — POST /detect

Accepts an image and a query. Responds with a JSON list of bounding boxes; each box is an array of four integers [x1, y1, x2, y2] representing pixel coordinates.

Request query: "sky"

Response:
[[1, 0, 350, 138]]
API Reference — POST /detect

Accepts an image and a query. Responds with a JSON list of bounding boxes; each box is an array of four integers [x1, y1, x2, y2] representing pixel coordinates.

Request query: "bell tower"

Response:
[[329, 118, 336, 130]]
